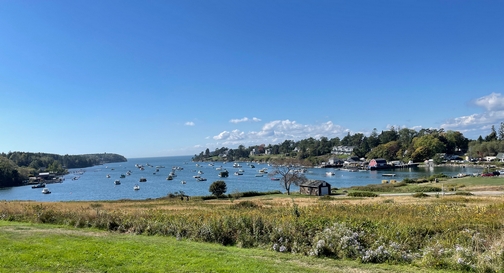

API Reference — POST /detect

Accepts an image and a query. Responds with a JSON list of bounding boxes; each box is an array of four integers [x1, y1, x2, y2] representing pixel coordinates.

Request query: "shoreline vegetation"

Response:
[[2, 175, 504, 272], [0, 152, 127, 188]]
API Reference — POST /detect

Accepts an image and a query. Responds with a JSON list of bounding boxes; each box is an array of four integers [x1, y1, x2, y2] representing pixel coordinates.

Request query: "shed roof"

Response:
[[300, 180, 330, 188]]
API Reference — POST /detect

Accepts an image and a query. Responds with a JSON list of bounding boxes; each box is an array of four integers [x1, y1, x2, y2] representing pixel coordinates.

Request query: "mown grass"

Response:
[[1, 182, 504, 272], [443, 176, 504, 190], [0, 221, 442, 273]]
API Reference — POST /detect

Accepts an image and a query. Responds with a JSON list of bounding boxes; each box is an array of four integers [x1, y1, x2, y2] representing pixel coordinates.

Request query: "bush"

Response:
[[230, 200, 260, 209], [240, 190, 282, 197], [454, 191, 473, 196], [347, 191, 379, 197], [402, 178, 420, 184], [411, 186, 442, 192], [412, 192, 429, 198], [209, 181, 227, 197]]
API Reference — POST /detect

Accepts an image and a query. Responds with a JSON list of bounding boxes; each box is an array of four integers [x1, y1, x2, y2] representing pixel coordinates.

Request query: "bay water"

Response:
[[0, 155, 479, 202]]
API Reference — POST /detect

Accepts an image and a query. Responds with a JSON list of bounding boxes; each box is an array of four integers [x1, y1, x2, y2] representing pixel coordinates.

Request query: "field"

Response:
[[1, 176, 504, 272]]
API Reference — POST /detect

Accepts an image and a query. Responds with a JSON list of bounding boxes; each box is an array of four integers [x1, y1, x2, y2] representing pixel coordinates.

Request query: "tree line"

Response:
[[0, 152, 127, 188], [193, 125, 504, 164]]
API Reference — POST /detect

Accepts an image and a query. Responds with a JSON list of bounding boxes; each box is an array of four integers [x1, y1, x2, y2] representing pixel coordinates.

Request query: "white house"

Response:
[[331, 146, 354, 155]]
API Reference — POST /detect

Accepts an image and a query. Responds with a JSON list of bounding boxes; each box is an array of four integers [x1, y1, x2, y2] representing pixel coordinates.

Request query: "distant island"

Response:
[[0, 152, 127, 188]]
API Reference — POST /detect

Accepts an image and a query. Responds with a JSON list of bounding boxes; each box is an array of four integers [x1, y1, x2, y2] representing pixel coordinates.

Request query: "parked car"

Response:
[[482, 173, 494, 177]]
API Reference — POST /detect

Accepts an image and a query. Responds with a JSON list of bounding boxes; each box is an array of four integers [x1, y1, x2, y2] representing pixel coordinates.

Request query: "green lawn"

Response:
[[0, 221, 451, 273], [443, 175, 504, 187]]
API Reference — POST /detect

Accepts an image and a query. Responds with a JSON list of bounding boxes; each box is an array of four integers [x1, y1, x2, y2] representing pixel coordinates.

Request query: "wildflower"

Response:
[[272, 243, 279, 251]]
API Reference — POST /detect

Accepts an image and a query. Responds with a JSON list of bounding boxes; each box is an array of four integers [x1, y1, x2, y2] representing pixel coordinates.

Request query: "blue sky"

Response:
[[0, 1, 503, 158]]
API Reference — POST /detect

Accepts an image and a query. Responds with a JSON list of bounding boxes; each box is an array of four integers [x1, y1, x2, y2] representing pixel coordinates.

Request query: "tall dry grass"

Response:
[[1, 196, 504, 271]]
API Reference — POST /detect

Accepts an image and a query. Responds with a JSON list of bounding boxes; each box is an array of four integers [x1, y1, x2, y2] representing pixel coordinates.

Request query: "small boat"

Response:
[[169, 172, 177, 177], [198, 170, 204, 174], [139, 177, 147, 182], [167, 175, 173, 180], [197, 177, 207, 181], [134, 185, 140, 190], [41, 188, 51, 194], [271, 178, 280, 181], [114, 180, 121, 185], [106, 174, 111, 178], [382, 174, 396, 177], [326, 172, 335, 176], [234, 172, 243, 175], [255, 174, 263, 177], [32, 183, 46, 189], [181, 180, 186, 184], [120, 174, 126, 178], [193, 175, 201, 179]]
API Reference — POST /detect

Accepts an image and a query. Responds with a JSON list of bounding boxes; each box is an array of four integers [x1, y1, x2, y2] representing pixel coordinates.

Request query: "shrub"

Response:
[[347, 191, 378, 197], [454, 191, 473, 196], [240, 190, 282, 197], [403, 178, 420, 184], [412, 192, 429, 198], [230, 200, 260, 209], [412, 186, 441, 192], [209, 181, 227, 197]]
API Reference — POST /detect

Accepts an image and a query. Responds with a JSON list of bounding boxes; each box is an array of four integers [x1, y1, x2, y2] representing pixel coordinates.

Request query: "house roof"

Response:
[[300, 180, 330, 188], [372, 158, 387, 162]]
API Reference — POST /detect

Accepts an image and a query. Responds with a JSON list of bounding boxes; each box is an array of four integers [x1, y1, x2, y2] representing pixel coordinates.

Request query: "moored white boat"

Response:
[[42, 188, 51, 194], [133, 185, 140, 190]]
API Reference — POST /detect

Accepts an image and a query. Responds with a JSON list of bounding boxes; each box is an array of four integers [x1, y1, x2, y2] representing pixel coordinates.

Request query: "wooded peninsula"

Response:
[[193, 126, 502, 166], [0, 152, 127, 187]]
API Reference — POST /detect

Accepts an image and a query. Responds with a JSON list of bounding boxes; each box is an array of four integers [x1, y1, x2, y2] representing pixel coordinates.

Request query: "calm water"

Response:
[[0, 156, 480, 202]]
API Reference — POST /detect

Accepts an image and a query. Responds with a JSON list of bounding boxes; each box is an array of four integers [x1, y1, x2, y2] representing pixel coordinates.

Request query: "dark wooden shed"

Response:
[[299, 180, 331, 196]]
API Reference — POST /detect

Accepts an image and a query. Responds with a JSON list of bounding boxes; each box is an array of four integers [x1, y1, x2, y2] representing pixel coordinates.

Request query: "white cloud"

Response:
[[230, 117, 249, 123], [185, 121, 195, 126], [474, 92, 504, 111], [442, 111, 504, 129], [229, 117, 262, 123], [439, 92, 504, 138], [213, 130, 245, 141], [211, 120, 348, 147]]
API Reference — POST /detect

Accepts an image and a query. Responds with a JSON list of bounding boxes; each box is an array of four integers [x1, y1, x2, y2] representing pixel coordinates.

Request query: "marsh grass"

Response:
[[1, 190, 504, 272]]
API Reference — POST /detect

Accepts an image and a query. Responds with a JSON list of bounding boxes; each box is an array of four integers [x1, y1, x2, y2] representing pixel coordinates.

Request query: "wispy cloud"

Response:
[[185, 121, 195, 126], [441, 92, 504, 137], [229, 117, 262, 123], [474, 92, 504, 111]]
